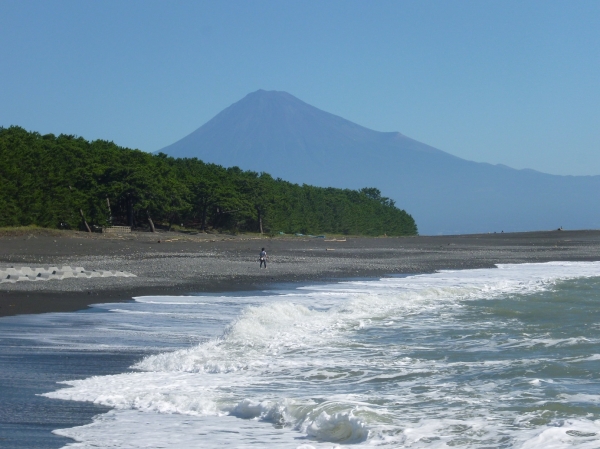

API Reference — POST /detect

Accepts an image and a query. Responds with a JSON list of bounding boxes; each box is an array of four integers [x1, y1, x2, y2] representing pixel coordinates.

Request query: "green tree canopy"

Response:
[[0, 126, 418, 236]]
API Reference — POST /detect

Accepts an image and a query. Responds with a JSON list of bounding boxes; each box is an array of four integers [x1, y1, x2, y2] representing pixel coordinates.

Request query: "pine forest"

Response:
[[0, 126, 418, 236]]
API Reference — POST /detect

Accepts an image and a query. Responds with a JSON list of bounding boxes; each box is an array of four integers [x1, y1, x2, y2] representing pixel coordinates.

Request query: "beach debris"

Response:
[[0, 266, 136, 284], [103, 226, 132, 234]]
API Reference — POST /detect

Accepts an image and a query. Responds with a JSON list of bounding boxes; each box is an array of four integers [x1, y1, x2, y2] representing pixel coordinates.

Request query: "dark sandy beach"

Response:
[[1, 228, 600, 317]]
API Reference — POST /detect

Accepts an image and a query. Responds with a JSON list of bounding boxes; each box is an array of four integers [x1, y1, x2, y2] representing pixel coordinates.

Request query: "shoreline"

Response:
[[2, 229, 600, 317]]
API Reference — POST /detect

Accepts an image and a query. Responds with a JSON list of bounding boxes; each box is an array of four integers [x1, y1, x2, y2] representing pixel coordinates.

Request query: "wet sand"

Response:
[[1, 229, 600, 317]]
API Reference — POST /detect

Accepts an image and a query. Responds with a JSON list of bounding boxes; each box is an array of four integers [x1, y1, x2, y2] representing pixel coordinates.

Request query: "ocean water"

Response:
[[2, 261, 600, 448]]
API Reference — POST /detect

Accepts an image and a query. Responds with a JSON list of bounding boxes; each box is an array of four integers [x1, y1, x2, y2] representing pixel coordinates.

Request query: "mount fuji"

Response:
[[159, 90, 600, 235]]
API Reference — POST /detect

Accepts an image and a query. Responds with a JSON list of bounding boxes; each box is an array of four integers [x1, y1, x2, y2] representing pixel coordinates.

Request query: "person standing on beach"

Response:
[[259, 247, 267, 268]]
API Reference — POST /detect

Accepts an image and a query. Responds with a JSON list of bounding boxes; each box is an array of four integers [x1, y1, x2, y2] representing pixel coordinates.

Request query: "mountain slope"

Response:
[[160, 90, 600, 234]]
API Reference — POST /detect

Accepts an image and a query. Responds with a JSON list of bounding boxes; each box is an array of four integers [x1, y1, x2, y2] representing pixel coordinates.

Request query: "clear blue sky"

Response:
[[1, 0, 598, 175]]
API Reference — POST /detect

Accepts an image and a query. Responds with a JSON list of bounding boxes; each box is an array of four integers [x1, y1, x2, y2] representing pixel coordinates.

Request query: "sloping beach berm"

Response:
[[2, 229, 600, 317]]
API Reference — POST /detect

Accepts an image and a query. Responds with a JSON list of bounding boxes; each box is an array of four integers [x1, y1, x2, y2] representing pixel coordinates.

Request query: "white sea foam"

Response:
[[519, 419, 600, 449], [52, 410, 344, 448], [42, 262, 600, 447]]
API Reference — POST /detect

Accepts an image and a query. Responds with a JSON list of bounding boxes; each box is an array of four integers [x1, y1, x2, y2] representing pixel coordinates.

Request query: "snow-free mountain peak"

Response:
[[160, 91, 600, 234]]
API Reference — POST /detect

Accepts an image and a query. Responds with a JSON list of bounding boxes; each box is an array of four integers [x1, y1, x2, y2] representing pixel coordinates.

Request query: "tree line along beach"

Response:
[[0, 127, 416, 238]]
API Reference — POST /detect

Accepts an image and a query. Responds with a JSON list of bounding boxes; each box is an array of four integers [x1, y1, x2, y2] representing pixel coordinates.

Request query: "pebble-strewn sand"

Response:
[[1, 229, 600, 317]]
